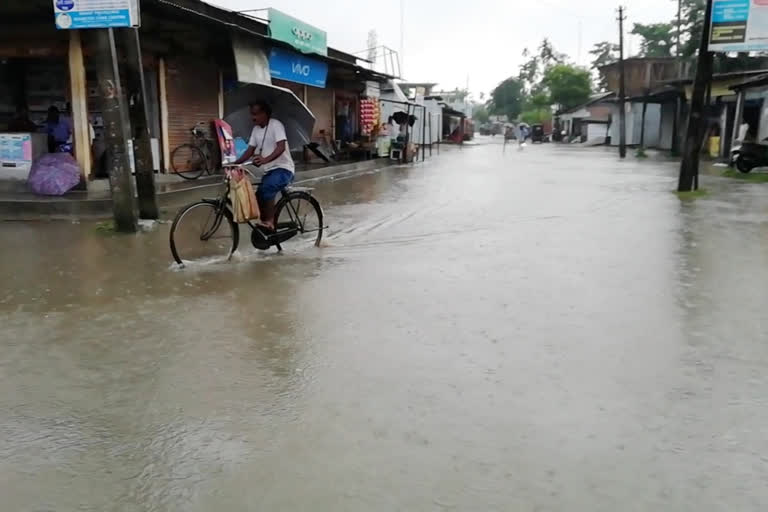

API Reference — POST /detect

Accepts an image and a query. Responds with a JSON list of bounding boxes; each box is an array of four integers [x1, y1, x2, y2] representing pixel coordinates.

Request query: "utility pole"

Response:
[[678, 0, 714, 192], [399, 0, 405, 77], [93, 28, 137, 232], [119, 28, 158, 220], [617, 6, 627, 159], [676, 0, 683, 58]]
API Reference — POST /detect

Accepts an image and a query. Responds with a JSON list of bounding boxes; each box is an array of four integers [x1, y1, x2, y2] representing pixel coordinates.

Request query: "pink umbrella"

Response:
[[27, 153, 81, 196]]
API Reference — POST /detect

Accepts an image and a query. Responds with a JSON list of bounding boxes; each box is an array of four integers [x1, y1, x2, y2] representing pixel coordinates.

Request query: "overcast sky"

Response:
[[210, 0, 677, 97]]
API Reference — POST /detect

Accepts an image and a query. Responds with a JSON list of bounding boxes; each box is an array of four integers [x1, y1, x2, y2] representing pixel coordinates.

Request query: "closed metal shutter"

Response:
[[307, 86, 333, 138], [165, 57, 218, 162]]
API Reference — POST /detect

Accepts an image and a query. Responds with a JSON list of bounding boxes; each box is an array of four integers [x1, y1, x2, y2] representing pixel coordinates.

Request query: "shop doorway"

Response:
[[0, 57, 77, 179], [335, 93, 358, 143]]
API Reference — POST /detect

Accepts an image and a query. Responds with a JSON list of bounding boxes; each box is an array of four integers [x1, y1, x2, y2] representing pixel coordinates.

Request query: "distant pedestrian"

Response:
[[518, 124, 529, 150], [45, 106, 73, 153]]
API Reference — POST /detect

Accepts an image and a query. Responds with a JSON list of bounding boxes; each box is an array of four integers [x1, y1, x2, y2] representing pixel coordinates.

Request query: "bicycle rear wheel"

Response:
[[171, 144, 207, 180], [170, 201, 239, 265], [274, 191, 324, 248]]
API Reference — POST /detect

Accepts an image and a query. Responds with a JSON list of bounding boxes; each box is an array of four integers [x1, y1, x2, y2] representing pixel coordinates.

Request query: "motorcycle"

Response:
[[730, 141, 768, 173]]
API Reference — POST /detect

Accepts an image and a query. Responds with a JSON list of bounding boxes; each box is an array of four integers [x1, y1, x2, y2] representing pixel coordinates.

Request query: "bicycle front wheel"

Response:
[[171, 144, 207, 180], [170, 201, 239, 265], [274, 191, 324, 248]]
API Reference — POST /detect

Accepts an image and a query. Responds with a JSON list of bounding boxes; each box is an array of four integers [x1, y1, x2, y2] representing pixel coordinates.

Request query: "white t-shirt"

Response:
[[248, 118, 294, 174]]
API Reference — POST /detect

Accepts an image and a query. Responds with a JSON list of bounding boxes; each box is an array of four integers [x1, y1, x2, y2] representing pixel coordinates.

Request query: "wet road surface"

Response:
[[2, 140, 768, 511]]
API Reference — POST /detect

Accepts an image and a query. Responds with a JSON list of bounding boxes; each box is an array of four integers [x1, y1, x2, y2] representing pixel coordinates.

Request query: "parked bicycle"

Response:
[[171, 122, 219, 180], [169, 167, 324, 265]]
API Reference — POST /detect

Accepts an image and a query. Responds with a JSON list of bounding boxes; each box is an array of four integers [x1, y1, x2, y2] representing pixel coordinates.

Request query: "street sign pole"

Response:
[[678, 0, 714, 192], [94, 28, 137, 232]]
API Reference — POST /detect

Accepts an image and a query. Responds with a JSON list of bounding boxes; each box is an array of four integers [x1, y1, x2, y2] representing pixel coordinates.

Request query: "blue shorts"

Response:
[[258, 168, 293, 201]]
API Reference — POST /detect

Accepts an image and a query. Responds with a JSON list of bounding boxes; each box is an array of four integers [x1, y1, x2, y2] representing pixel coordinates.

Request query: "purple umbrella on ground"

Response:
[[27, 153, 81, 196]]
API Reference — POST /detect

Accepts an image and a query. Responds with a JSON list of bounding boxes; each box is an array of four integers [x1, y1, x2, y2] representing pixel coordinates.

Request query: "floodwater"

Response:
[[2, 140, 768, 511]]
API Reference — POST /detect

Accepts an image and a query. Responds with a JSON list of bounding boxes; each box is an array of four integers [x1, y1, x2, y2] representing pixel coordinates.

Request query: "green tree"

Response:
[[527, 92, 551, 110], [473, 104, 490, 124], [489, 77, 525, 121], [678, 0, 705, 59], [518, 38, 566, 94], [520, 109, 551, 124], [589, 41, 619, 91], [631, 22, 675, 57], [541, 64, 592, 110], [590, 41, 619, 69]]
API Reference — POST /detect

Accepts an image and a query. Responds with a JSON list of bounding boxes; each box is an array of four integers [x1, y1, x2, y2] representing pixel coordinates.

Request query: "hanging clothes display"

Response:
[[360, 97, 380, 136]]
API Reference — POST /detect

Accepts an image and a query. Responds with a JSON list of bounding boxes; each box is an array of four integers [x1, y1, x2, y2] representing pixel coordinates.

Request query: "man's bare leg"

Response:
[[259, 197, 277, 230]]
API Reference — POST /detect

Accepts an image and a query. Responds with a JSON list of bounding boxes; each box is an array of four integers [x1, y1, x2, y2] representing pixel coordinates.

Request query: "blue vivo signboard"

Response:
[[269, 47, 328, 88], [53, 0, 140, 29]]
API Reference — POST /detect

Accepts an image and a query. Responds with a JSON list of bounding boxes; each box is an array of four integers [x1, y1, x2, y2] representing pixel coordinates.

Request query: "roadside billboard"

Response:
[[709, 0, 768, 52], [268, 8, 327, 56]]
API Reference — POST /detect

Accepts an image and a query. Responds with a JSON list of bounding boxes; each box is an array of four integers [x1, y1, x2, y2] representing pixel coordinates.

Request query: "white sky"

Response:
[[210, 0, 677, 97]]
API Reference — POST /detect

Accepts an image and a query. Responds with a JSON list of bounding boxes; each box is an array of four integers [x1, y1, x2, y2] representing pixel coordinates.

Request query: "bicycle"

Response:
[[169, 167, 324, 266], [171, 122, 219, 180]]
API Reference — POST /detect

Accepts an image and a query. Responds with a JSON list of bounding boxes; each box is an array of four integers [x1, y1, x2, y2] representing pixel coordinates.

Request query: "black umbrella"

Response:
[[224, 82, 316, 150]]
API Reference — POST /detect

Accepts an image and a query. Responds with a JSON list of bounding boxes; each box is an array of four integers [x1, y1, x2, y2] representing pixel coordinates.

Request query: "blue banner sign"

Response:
[[269, 47, 328, 88], [53, 0, 140, 29]]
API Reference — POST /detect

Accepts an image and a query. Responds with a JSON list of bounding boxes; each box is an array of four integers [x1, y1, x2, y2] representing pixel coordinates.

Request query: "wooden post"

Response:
[[119, 28, 158, 220], [678, 0, 714, 192], [159, 57, 170, 173], [639, 89, 649, 148], [421, 106, 426, 162], [93, 28, 137, 232], [68, 31, 91, 182], [402, 103, 411, 164], [672, 94, 682, 154], [428, 113, 433, 156]]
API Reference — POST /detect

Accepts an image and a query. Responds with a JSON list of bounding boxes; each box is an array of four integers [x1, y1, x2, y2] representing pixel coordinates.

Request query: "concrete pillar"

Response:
[[731, 90, 745, 146]]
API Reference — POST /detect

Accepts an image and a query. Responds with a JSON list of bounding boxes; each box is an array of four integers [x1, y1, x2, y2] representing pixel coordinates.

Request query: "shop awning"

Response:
[[151, 0, 395, 83]]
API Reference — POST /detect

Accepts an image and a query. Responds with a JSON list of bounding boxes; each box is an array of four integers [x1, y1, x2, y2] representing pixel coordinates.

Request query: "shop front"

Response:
[[268, 46, 331, 141], [0, 21, 91, 184]]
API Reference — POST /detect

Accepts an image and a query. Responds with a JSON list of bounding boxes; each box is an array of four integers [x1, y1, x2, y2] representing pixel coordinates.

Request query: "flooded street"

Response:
[[2, 140, 768, 511]]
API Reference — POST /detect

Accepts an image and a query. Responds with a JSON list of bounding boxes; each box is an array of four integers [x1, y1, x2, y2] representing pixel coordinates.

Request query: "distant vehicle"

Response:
[[530, 124, 546, 143]]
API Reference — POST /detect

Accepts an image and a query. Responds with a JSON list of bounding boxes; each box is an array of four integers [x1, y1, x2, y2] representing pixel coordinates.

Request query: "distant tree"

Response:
[[452, 87, 470, 102], [489, 77, 525, 121], [679, 0, 706, 59], [590, 41, 619, 70], [542, 64, 592, 110], [520, 109, 551, 124], [527, 92, 551, 110], [519, 39, 566, 94], [589, 41, 620, 91], [631, 22, 675, 57], [473, 104, 490, 124]]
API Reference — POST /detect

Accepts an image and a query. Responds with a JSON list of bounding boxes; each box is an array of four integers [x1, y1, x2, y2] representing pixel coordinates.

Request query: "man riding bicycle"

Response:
[[232, 100, 294, 231]]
